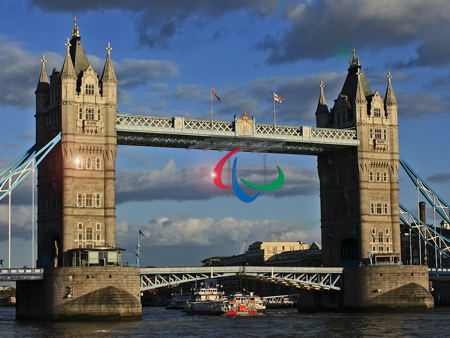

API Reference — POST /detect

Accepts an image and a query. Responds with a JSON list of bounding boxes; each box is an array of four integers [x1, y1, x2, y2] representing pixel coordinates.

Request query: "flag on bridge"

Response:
[[139, 229, 145, 237], [273, 92, 284, 103], [211, 88, 221, 102]]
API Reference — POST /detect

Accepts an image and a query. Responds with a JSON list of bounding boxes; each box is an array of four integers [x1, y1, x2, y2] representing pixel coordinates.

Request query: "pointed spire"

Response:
[[38, 55, 49, 84], [315, 81, 329, 127], [319, 80, 327, 105], [355, 69, 367, 104], [61, 38, 76, 78], [384, 71, 397, 105], [101, 41, 117, 83], [349, 47, 361, 68], [72, 16, 80, 38]]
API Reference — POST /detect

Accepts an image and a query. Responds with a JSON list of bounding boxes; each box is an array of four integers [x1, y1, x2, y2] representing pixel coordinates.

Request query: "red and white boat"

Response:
[[185, 292, 265, 316]]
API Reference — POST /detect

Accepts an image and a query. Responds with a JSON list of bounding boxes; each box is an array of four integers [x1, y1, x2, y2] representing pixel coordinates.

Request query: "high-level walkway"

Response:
[[116, 114, 359, 155]]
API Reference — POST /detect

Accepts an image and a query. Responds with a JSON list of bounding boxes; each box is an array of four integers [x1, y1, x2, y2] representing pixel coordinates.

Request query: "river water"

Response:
[[0, 306, 449, 337]]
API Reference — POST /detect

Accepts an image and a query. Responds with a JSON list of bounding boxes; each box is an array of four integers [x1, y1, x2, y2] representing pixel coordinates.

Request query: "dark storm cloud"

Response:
[[29, 0, 280, 48], [258, 0, 450, 66], [116, 160, 318, 203], [428, 173, 450, 184], [0, 38, 62, 108], [397, 92, 450, 118]]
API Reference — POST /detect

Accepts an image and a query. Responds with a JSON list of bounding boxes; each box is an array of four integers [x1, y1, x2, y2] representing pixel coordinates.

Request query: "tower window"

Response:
[[86, 157, 93, 169], [77, 222, 83, 231], [85, 194, 93, 207], [96, 223, 101, 231], [86, 108, 95, 120], [78, 233, 83, 240], [96, 234, 101, 241], [383, 204, 389, 215], [374, 108, 381, 117], [77, 193, 83, 207], [76, 156, 83, 169], [86, 228, 93, 241], [376, 172, 381, 182], [378, 231, 384, 243], [376, 203, 382, 214], [369, 171, 373, 181], [95, 158, 102, 170], [383, 172, 388, 182], [95, 194, 102, 208], [374, 129, 382, 139], [85, 84, 94, 95]]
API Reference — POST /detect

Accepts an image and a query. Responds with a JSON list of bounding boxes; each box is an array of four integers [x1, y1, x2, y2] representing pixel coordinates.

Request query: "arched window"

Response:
[[369, 171, 373, 181], [86, 228, 93, 241]]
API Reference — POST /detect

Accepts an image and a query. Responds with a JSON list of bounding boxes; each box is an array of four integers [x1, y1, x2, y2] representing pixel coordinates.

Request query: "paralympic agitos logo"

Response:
[[212, 148, 285, 203]]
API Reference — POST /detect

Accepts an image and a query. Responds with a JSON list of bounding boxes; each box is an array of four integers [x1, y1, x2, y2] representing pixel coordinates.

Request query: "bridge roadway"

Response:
[[116, 113, 359, 155], [1, 267, 449, 289]]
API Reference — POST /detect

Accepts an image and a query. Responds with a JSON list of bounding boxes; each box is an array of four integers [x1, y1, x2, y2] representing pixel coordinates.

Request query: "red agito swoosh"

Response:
[[212, 147, 243, 189]]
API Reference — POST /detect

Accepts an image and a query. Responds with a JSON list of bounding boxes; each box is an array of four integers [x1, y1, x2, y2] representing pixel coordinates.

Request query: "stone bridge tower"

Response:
[[35, 19, 117, 267], [316, 51, 400, 267]]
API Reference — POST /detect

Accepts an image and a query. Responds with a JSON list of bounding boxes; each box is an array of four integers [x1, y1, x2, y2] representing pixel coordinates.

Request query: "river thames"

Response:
[[0, 306, 449, 337]]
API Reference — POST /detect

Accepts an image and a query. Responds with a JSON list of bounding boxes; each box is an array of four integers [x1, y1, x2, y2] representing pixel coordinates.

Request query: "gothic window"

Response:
[[86, 108, 95, 120], [374, 129, 382, 139], [86, 228, 93, 241], [383, 172, 388, 182], [371, 203, 375, 214], [376, 203, 382, 214], [78, 108, 83, 120], [376, 172, 381, 182], [96, 223, 101, 231], [379, 246, 384, 252], [78, 233, 83, 240], [77, 222, 83, 231], [96, 234, 101, 241], [85, 194, 93, 207], [77, 193, 83, 207], [386, 246, 390, 252], [383, 203, 389, 215], [374, 108, 381, 117], [95, 158, 102, 170], [385, 228, 390, 235], [95, 193, 102, 208], [386, 236, 390, 243], [369, 128, 373, 139], [369, 172, 373, 181], [85, 84, 94, 95], [86, 157, 93, 169], [378, 231, 384, 243], [76, 156, 83, 169], [383, 130, 387, 140]]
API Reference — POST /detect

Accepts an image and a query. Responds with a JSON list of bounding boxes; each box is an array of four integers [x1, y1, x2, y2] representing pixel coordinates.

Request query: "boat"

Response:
[[167, 286, 225, 310], [185, 292, 266, 316]]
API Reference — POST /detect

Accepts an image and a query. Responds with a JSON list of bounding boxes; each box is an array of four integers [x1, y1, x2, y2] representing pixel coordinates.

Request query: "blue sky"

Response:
[[1, 0, 450, 267]]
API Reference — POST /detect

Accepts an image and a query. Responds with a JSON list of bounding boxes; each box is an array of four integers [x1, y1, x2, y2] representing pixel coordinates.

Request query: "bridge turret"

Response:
[[315, 81, 329, 128], [384, 71, 398, 125], [35, 55, 50, 147], [60, 38, 76, 101], [101, 42, 117, 104]]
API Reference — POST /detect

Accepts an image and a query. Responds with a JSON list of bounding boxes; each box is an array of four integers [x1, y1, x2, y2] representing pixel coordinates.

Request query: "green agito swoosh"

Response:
[[240, 166, 285, 191]]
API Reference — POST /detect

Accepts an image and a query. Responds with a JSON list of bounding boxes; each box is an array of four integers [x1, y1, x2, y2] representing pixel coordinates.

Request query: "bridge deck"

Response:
[[116, 114, 359, 155], [140, 266, 344, 291], [0, 268, 43, 281]]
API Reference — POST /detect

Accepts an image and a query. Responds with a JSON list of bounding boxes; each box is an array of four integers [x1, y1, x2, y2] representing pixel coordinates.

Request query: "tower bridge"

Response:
[[1, 21, 443, 319]]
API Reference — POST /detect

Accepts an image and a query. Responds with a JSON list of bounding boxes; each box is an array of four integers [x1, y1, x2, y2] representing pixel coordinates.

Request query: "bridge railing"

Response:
[[116, 113, 358, 144]]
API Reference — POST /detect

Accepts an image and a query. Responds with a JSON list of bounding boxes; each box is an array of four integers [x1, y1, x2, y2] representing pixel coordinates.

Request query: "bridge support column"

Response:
[[16, 267, 141, 320], [298, 265, 433, 311]]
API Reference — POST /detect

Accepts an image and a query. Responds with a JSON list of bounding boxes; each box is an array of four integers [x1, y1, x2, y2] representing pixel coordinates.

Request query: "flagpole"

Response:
[[136, 231, 140, 267], [210, 89, 214, 121], [273, 93, 276, 128]]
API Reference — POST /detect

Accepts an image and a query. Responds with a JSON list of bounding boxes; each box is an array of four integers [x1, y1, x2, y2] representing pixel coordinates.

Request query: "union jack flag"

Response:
[[273, 92, 284, 103], [211, 88, 221, 102]]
